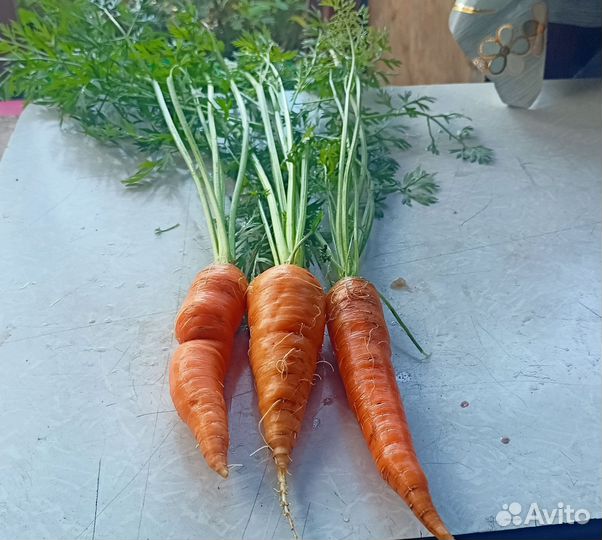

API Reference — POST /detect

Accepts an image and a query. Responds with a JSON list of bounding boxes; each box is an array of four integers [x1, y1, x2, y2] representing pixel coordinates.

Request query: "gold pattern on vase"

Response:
[[471, 1, 548, 77], [477, 24, 530, 76], [452, 2, 497, 15], [523, 2, 548, 56]]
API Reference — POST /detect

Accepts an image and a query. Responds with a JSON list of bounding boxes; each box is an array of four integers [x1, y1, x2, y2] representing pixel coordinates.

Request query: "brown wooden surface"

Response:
[[370, 0, 483, 86], [0, 0, 17, 24]]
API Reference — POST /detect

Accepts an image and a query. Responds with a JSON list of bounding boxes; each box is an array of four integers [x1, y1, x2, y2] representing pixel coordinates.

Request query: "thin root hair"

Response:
[[317, 359, 335, 372], [257, 398, 282, 448], [249, 445, 271, 457]]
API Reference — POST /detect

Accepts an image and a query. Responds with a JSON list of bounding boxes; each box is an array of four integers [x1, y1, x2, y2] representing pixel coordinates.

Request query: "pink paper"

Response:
[[0, 100, 25, 117]]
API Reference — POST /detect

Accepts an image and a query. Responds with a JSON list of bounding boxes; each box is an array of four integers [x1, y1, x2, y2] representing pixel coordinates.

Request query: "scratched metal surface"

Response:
[[0, 80, 600, 540]]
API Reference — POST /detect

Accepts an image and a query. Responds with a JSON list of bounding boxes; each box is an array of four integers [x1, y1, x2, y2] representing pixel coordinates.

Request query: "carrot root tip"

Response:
[[277, 467, 298, 539], [217, 466, 229, 479]]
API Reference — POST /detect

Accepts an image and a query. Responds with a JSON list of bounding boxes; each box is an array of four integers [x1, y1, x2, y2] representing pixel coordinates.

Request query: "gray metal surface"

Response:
[[0, 80, 600, 539]]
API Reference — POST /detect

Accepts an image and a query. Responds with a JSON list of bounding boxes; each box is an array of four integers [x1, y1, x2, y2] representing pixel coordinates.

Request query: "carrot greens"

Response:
[[1, 0, 494, 278]]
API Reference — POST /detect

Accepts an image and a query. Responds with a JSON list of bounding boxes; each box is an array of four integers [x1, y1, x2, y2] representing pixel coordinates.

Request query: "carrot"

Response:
[[170, 264, 248, 478], [327, 277, 453, 540], [241, 57, 328, 534], [153, 76, 253, 477], [312, 19, 455, 535], [247, 264, 326, 535]]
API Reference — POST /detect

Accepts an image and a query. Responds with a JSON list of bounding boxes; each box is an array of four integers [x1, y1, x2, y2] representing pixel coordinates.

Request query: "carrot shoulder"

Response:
[[175, 263, 248, 343], [327, 277, 453, 540], [247, 264, 326, 534], [170, 263, 248, 478]]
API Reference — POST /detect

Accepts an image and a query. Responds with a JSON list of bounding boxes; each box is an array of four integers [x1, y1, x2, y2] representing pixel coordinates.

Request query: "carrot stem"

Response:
[[247, 60, 312, 268], [228, 80, 250, 259], [152, 79, 221, 260], [153, 68, 251, 266], [247, 72, 287, 209], [257, 200, 279, 264], [207, 85, 225, 206], [165, 72, 229, 262], [253, 155, 288, 265]]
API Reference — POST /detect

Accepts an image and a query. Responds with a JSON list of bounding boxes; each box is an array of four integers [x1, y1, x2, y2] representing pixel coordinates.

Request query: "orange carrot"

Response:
[[153, 76, 254, 478], [170, 263, 248, 478], [247, 264, 326, 534], [327, 277, 453, 540]]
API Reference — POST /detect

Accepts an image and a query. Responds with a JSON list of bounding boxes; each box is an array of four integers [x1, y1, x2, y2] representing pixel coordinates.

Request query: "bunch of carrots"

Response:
[[2, 1, 493, 538], [151, 4, 488, 538]]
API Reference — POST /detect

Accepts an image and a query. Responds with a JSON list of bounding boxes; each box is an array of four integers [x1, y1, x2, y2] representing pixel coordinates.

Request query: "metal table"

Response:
[[0, 80, 600, 539]]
